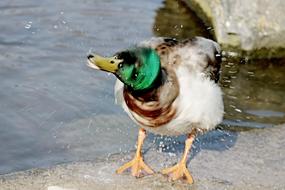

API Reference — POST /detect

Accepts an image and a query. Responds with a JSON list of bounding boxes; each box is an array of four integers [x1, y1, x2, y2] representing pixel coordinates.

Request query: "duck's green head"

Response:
[[87, 48, 161, 91]]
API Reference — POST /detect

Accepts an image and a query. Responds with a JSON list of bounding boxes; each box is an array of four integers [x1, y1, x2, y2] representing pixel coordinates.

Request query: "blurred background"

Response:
[[0, 0, 284, 175]]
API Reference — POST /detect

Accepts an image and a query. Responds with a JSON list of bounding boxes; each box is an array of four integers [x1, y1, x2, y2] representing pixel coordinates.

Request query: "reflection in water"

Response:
[[154, 0, 285, 129], [154, 0, 213, 40], [221, 58, 285, 128]]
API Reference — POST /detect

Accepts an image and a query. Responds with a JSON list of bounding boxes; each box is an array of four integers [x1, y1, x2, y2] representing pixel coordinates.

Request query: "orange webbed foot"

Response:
[[116, 128, 154, 177], [116, 155, 154, 177], [161, 162, 193, 184]]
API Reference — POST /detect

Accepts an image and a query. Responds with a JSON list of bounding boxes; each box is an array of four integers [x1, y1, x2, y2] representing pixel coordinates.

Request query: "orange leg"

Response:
[[161, 130, 197, 184], [116, 128, 154, 177]]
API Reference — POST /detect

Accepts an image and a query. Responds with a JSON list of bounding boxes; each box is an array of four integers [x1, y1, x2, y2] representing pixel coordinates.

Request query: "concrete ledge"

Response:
[[1, 124, 284, 190]]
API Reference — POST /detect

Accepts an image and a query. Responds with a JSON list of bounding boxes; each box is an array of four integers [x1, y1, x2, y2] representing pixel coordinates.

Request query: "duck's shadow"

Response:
[[145, 128, 238, 162]]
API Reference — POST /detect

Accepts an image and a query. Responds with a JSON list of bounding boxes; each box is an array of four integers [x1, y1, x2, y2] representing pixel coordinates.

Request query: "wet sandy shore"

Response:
[[1, 124, 284, 190]]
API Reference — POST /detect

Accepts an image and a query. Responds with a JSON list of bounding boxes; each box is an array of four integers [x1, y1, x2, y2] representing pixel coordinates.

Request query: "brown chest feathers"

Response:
[[123, 69, 179, 128]]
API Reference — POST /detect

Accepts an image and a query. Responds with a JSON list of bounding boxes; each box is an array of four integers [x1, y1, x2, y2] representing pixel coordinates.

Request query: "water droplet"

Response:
[[25, 24, 31, 29], [25, 21, 32, 29], [53, 25, 58, 29], [235, 108, 242, 113], [225, 21, 230, 27]]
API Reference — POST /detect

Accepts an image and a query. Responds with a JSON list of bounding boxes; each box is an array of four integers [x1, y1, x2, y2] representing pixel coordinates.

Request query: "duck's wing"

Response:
[[138, 37, 178, 50], [139, 37, 222, 83], [181, 37, 222, 83]]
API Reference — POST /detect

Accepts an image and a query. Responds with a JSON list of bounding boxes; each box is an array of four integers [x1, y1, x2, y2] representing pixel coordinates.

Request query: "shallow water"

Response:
[[0, 0, 284, 175], [221, 58, 285, 129]]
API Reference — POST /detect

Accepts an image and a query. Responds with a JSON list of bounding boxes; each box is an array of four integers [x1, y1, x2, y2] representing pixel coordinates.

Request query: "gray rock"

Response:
[[185, 0, 285, 58]]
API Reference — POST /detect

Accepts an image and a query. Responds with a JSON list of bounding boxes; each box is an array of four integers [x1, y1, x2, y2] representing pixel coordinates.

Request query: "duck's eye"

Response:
[[134, 73, 138, 78], [118, 63, 123, 68]]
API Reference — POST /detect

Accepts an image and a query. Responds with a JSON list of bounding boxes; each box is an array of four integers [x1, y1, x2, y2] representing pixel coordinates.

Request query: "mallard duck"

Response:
[[87, 37, 224, 184]]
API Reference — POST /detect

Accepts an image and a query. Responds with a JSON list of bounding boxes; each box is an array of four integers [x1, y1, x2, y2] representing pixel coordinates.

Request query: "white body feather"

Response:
[[115, 37, 224, 136]]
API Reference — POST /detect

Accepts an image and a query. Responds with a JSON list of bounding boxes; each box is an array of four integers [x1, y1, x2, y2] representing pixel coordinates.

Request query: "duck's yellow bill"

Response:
[[87, 54, 123, 73]]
